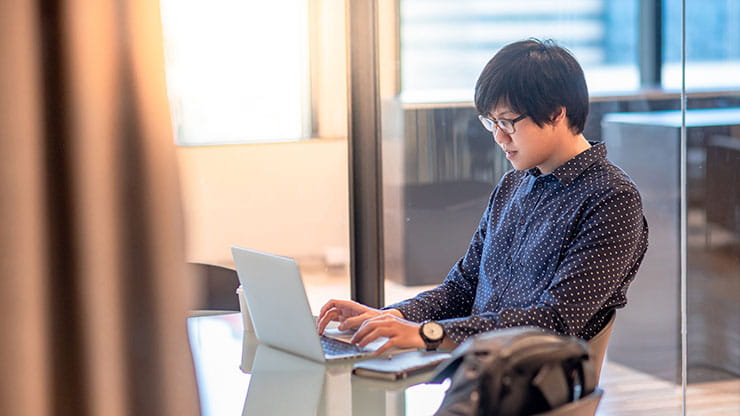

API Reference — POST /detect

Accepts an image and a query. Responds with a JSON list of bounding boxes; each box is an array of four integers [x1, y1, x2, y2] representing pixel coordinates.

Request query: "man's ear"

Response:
[[550, 106, 567, 124]]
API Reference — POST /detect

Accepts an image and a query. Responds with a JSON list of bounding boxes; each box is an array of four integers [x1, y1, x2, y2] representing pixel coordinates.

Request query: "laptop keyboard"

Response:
[[320, 335, 366, 357]]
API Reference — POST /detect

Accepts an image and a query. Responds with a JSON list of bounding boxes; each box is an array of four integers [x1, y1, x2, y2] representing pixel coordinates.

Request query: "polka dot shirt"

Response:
[[387, 142, 649, 344]]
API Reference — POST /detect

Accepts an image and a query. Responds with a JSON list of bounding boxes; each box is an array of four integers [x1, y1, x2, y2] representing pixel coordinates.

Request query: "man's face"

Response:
[[485, 105, 563, 174]]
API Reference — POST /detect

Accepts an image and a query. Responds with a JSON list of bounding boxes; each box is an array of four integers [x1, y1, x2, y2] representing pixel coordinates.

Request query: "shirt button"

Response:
[[506, 258, 512, 265], [492, 295, 499, 302], [518, 218, 526, 225]]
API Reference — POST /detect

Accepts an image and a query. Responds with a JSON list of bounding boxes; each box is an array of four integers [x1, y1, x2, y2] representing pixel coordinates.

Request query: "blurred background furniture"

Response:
[[187, 262, 240, 313], [706, 135, 740, 237]]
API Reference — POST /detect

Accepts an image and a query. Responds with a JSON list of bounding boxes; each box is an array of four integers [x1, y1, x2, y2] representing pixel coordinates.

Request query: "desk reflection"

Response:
[[244, 345, 330, 415], [188, 313, 448, 416]]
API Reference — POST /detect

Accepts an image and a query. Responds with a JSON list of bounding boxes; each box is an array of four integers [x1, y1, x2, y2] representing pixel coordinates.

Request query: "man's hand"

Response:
[[317, 299, 398, 335], [317, 299, 446, 355], [350, 313, 426, 356]]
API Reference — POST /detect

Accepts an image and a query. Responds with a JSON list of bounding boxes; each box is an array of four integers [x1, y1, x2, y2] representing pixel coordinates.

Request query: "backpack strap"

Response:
[[532, 361, 570, 408], [581, 356, 598, 395]]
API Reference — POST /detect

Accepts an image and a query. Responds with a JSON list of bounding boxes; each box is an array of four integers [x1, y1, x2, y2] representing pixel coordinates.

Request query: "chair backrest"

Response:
[[586, 311, 616, 383], [534, 315, 614, 416], [187, 262, 240, 312]]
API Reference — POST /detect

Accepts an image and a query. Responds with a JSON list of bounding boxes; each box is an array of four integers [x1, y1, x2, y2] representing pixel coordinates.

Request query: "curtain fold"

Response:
[[0, 0, 200, 415]]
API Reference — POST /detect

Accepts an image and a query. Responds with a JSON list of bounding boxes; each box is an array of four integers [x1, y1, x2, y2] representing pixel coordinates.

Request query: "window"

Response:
[[399, 0, 640, 101], [663, 0, 740, 90], [399, 0, 740, 101], [159, 0, 311, 145]]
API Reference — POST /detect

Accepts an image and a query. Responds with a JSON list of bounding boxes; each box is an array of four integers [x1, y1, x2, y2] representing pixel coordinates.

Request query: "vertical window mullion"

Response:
[[639, 0, 663, 88]]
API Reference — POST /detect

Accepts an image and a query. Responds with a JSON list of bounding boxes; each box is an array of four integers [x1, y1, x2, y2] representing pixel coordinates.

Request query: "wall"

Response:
[[176, 138, 349, 267]]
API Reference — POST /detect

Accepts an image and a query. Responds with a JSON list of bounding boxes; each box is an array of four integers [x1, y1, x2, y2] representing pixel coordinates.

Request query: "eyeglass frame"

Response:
[[478, 113, 527, 135]]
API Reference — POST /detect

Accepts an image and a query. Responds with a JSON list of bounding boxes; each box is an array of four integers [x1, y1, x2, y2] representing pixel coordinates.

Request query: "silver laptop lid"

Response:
[[231, 246, 326, 363]]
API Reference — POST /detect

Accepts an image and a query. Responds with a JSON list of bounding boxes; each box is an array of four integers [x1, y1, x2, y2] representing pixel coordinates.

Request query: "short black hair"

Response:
[[474, 39, 589, 134]]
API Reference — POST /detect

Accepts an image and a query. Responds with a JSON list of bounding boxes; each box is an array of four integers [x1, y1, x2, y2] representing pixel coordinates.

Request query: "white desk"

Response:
[[187, 313, 448, 416]]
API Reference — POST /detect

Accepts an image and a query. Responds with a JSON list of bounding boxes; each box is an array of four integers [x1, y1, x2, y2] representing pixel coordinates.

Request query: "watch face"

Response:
[[423, 322, 444, 340]]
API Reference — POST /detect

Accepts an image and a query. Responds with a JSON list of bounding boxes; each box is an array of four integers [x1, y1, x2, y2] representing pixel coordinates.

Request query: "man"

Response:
[[317, 39, 648, 355]]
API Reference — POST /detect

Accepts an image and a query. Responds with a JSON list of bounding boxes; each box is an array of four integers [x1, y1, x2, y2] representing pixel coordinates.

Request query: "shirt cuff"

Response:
[[382, 301, 422, 321]]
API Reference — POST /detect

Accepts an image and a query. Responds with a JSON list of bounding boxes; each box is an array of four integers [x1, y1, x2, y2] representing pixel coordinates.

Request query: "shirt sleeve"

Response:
[[437, 185, 648, 344], [384, 187, 498, 322]]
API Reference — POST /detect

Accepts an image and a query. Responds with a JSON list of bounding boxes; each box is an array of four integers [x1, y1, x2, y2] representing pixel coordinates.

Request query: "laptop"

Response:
[[231, 246, 386, 362]]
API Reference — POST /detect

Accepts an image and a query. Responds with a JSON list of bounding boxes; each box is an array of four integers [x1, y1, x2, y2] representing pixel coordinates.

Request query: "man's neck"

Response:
[[571, 134, 592, 155], [539, 133, 591, 174]]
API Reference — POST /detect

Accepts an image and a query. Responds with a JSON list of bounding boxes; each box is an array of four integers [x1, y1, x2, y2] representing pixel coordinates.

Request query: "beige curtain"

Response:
[[1, 0, 199, 415]]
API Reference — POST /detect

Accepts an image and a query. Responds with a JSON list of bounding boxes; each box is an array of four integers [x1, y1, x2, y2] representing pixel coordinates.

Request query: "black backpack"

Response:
[[430, 327, 597, 416]]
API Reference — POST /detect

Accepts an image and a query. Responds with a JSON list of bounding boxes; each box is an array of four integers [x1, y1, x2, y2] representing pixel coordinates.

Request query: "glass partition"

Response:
[[685, 0, 740, 412], [377, 0, 738, 414], [399, 0, 641, 99]]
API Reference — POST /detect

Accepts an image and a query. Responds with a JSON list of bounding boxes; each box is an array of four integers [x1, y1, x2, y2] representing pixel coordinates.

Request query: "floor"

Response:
[[598, 361, 740, 415]]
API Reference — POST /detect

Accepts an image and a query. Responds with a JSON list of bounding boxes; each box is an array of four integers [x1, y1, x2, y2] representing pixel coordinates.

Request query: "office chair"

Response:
[[187, 262, 240, 313], [534, 313, 615, 416], [587, 310, 616, 383]]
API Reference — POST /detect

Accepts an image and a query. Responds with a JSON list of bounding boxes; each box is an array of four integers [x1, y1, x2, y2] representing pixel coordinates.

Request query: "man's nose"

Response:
[[492, 128, 511, 144]]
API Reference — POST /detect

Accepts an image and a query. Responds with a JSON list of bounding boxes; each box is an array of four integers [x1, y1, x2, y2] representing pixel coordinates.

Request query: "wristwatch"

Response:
[[419, 320, 445, 351]]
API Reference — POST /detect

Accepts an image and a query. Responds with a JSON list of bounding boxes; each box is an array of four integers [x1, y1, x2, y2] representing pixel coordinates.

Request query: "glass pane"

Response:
[[663, 0, 740, 91], [379, 1, 685, 414], [169, 1, 351, 315], [160, 0, 311, 145], [685, 0, 740, 413], [400, 0, 640, 101]]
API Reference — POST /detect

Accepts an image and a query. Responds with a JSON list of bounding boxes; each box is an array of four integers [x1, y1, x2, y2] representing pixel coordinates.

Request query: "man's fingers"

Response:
[[354, 327, 386, 348], [351, 317, 396, 346], [338, 311, 379, 331], [373, 339, 396, 356], [348, 315, 424, 353], [337, 307, 392, 331], [338, 314, 364, 331], [349, 320, 375, 345], [317, 300, 392, 335], [316, 308, 340, 334], [319, 299, 341, 318]]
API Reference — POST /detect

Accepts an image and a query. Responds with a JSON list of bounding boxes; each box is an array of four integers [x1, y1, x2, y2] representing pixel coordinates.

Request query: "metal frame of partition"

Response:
[[347, 0, 385, 308], [679, 0, 688, 413], [640, 0, 663, 88]]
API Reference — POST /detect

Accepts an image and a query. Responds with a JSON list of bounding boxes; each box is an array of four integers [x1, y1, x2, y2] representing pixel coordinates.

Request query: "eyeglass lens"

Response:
[[478, 115, 513, 134]]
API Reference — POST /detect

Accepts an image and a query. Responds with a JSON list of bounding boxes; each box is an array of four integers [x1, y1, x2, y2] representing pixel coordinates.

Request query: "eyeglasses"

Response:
[[478, 114, 527, 135]]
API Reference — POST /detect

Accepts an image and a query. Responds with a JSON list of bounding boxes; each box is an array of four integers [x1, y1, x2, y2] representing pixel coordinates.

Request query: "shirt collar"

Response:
[[526, 141, 607, 185]]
